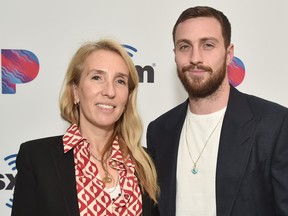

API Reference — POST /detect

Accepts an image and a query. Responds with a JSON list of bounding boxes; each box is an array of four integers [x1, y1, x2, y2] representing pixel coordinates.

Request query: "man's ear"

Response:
[[226, 43, 234, 66], [173, 48, 176, 63]]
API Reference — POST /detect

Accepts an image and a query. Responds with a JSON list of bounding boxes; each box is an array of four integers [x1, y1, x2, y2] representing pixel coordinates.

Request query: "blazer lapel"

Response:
[[51, 138, 80, 216], [216, 87, 257, 216], [158, 100, 188, 215]]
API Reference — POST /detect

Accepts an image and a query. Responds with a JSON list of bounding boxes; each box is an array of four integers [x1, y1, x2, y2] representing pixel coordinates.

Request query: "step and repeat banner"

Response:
[[1, 0, 288, 214]]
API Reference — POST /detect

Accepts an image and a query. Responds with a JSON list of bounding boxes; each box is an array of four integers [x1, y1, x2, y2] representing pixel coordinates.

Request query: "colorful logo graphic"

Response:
[[227, 56, 245, 87], [1, 154, 17, 208], [122, 44, 155, 83], [1, 49, 40, 94]]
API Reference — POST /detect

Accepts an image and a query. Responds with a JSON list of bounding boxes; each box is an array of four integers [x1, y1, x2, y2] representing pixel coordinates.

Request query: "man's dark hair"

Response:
[[172, 6, 232, 48]]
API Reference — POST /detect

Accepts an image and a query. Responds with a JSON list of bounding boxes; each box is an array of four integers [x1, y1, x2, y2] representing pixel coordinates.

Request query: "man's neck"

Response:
[[188, 81, 230, 115]]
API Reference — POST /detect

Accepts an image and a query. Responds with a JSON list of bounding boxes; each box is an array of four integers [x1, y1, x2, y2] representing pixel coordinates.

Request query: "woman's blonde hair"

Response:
[[59, 39, 159, 202]]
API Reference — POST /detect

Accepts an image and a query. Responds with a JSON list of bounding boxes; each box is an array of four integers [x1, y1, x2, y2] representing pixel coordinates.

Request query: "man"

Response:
[[147, 6, 288, 216]]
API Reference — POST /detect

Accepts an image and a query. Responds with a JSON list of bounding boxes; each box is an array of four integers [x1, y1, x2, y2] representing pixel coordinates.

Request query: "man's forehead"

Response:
[[175, 17, 223, 42]]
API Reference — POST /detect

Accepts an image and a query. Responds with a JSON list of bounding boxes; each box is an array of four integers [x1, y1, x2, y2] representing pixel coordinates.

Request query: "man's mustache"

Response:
[[182, 64, 213, 74]]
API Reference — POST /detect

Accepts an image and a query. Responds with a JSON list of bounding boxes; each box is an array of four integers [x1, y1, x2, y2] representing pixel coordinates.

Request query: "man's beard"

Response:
[[177, 59, 227, 99]]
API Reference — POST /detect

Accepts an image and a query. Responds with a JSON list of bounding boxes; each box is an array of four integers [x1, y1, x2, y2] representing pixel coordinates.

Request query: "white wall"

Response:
[[1, 0, 287, 214]]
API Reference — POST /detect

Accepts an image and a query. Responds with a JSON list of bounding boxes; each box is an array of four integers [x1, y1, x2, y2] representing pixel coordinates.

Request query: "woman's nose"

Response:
[[101, 82, 116, 98]]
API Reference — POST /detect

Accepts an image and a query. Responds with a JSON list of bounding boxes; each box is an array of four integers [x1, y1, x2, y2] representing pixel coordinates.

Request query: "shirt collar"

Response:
[[63, 124, 85, 153], [62, 124, 135, 172], [110, 139, 135, 173]]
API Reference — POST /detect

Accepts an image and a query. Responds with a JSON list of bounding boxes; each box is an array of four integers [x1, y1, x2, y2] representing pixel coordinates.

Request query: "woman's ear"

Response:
[[73, 83, 79, 104]]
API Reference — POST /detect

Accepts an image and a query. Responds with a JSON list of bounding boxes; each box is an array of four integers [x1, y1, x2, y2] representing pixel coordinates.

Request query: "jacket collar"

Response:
[[216, 86, 257, 216], [52, 137, 80, 216], [160, 86, 257, 216]]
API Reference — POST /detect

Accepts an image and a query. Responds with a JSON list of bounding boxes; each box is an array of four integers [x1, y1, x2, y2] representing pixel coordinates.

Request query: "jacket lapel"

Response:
[[158, 100, 188, 215], [51, 138, 80, 216], [216, 87, 257, 216]]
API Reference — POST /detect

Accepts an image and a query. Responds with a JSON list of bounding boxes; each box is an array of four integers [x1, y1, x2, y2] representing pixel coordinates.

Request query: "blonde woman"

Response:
[[12, 39, 159, 216]]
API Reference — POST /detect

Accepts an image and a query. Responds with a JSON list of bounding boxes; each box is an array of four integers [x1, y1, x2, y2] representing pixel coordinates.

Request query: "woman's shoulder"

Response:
[[19, 135, 64, 152]]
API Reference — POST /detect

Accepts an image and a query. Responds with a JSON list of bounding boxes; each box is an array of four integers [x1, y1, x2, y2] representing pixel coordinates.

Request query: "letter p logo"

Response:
[[1, 49, 39, 94]]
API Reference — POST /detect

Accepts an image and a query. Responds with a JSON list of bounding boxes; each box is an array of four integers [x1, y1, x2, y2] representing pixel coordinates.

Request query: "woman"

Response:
[[11, 39, 159, 216]]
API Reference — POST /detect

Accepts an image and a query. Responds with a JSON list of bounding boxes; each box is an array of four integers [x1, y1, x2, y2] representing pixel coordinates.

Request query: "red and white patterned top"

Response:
[[63, 124, 142, 216]]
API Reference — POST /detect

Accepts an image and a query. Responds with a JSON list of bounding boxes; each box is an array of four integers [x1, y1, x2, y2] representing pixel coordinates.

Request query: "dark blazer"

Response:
[[11, 136, 159, 216], [147, 86, 288, 216]]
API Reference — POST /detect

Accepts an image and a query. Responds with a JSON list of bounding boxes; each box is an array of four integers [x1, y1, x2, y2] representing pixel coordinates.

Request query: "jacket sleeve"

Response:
[[271, 112, 288, 215], [11, 143, 38, 216], [146, 122, 156, 160]]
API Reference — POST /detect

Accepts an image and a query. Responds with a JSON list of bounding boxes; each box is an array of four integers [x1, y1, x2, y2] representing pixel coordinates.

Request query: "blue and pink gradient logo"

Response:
[[227, 56, 245, 87], [1, 49, 39, 94]]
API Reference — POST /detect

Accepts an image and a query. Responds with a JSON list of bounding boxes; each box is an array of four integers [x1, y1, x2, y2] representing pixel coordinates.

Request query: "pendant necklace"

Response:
[[185, 113, 224, 175], [89, 147, 113, 184]]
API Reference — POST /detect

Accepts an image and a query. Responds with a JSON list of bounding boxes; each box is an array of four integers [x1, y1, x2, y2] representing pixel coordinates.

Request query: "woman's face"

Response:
[[73, 49, 129, 132]]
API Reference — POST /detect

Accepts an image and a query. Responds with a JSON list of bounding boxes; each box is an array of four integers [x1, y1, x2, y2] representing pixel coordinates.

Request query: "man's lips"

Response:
[[187, 69, 206, 73]]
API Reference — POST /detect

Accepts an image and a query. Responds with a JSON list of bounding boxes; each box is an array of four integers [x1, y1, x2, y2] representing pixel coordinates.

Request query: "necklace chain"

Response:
[[88, 147, 112, 163], [88, 147, 121, 200], [89, 148, 103, 162], [185, 113, 224, 174], [88, 147, 113, 184], [107, 171, 120, 194]]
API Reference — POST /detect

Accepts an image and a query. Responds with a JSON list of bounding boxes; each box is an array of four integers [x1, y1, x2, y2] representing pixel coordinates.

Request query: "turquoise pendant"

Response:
[[191, 167, 198, 174]]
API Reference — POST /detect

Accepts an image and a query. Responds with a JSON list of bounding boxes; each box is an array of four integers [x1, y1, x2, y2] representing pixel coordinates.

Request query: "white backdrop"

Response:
[[1, 0, 288, 215]]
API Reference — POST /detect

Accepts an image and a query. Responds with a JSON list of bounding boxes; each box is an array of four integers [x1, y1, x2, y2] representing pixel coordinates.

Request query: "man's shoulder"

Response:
[[150, 100, 188, 124], [244, 92, 288, 114], [231, 86, 288, 115]]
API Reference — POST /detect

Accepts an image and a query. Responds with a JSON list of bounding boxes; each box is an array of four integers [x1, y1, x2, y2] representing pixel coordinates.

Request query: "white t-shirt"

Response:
[[176, 107, 226, 216]]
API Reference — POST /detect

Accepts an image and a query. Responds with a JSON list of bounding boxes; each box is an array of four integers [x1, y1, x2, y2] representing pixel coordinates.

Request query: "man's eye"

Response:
[[179, 44, 190, 50], [203, 43, 214, 49]]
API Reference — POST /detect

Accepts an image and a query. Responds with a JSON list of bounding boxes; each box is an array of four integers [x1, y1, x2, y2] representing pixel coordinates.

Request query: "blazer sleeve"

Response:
[[141, 146, 160, 216], [11, 143, 38, 216], [142, 192, 160, 216], [271, 113, 288, 215]]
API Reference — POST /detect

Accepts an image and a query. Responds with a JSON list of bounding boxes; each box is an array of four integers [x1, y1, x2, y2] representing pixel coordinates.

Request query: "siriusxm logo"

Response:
[[122, 44, 137, 57], [122, 44, 155, 83], [1, 154, 17, 208]]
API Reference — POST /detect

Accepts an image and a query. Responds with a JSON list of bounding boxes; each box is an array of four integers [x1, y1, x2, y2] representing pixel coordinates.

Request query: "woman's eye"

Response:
[[91, 75, 101, 80], [117, 79, 126, 85]]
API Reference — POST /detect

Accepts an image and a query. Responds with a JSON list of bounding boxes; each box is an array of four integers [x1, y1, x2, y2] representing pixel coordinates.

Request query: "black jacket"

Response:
[[147, 86, 288, 216], [12, 136, 159, 216]]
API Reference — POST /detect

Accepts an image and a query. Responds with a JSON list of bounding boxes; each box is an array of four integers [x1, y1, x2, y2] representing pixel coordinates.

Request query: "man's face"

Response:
[[174, 17, 233, 99]]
